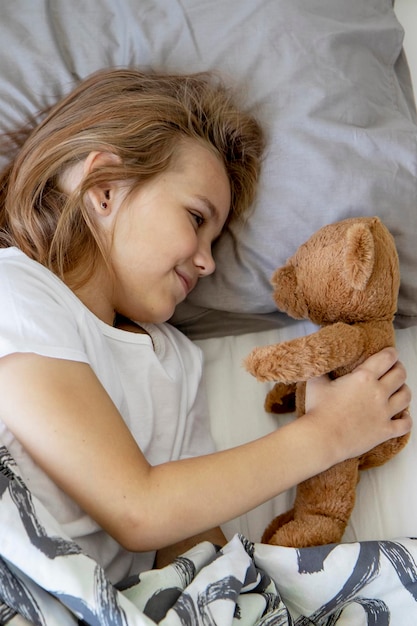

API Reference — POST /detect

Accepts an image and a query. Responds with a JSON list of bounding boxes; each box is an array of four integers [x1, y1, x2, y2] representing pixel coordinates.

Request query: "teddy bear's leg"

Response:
[[264, 382, 297, 414], [264, 458, 359, 547], [261, 509, 295, 543]]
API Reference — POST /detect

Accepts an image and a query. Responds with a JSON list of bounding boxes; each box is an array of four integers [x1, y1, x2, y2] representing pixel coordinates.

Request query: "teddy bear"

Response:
[[244, 216, 410, 547]]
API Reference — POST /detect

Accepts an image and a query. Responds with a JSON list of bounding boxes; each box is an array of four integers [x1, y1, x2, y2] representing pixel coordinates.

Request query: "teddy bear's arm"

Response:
[[245, 322, 365, 383]]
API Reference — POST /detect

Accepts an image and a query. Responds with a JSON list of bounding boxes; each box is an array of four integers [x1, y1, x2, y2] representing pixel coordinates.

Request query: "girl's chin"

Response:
[[146, 305, 178, 326]]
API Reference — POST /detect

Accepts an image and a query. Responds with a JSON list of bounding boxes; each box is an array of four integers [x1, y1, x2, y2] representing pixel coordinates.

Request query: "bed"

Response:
[[0, 1, 416, 624]]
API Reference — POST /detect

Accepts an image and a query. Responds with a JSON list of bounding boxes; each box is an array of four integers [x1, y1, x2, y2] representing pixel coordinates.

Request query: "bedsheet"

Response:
[[2, 444, 417, 626]]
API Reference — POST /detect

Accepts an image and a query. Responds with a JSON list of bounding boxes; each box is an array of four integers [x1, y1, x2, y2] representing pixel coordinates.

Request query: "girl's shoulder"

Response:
[[0, 247, 102, 366], [0, 247, 81, 308], [0, 246, 61, 284], [0, 246, 31, 268], [0, 246, 94, 338]]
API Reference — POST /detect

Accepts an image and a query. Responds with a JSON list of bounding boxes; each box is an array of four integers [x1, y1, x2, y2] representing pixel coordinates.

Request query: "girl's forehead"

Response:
[[170, 137, 223, 169]]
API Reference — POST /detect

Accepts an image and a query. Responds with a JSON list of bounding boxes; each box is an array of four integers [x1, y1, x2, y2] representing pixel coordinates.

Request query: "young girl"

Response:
[[0, 68, 411, 584]]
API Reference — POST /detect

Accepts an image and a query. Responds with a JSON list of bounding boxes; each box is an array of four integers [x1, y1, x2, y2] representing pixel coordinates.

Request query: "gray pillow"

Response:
[[171, 0, 417, 337], [0, 0, 415, 338]]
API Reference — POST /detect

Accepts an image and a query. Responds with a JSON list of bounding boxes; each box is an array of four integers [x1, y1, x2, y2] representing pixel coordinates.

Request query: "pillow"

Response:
[[0, 0, 415, 338], [171, 0, 417, 337]]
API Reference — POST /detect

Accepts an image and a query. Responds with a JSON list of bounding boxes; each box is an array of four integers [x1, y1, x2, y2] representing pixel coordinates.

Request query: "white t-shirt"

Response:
[[0, 247, 215, 583]]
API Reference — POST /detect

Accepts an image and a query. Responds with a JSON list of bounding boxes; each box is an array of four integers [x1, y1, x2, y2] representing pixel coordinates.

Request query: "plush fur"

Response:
[[245, 216, 410, 547]]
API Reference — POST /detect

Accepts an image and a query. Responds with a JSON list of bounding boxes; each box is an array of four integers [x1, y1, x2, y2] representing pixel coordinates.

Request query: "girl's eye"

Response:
[[190, 211, 205, 228]]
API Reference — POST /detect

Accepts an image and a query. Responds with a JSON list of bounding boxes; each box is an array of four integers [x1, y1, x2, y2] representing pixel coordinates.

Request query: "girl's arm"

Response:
[[0, 348, 411, 552]]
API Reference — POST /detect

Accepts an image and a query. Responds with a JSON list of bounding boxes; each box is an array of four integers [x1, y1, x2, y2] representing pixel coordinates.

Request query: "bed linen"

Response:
[[2, 447, 417, 626], [0, 1, 417, 625]]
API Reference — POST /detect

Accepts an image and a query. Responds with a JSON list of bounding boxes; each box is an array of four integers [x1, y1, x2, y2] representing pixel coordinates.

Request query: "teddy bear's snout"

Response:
[[271, 266, 308, 318]]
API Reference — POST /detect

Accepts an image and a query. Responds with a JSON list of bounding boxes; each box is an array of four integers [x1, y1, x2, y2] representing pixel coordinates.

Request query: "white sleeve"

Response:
[[0, 251, 89, 364]]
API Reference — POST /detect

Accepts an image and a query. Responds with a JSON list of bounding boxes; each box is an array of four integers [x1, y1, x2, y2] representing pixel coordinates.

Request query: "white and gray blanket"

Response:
[[1, 445, 417, 626]]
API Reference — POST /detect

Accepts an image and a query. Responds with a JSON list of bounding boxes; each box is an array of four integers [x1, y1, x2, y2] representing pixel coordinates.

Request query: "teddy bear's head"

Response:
[[271, 216, 400, 325]]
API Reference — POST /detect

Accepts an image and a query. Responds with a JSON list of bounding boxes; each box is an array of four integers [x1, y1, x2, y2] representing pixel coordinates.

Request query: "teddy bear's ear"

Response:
[[344, 222, 375, 290]]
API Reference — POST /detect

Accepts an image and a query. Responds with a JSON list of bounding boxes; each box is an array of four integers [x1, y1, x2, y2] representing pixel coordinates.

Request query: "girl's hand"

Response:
[[304, 347, 412, 464]]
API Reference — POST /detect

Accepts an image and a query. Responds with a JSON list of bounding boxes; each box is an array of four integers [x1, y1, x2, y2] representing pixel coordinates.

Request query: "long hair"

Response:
[[0, 68, 264, 288]]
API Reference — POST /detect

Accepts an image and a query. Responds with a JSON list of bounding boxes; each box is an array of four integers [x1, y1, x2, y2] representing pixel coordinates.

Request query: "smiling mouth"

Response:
[[175, 270, 193, 296]]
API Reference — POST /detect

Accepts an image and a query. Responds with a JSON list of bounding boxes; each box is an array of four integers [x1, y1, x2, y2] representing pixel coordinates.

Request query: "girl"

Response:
[[0, 68, 411, 584]]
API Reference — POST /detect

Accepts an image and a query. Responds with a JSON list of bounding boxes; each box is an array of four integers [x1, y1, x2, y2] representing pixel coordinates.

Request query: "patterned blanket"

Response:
[[1, 445, 417, 626]]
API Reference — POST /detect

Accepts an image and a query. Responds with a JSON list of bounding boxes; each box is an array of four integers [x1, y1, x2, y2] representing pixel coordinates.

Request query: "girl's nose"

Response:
[[194, 245, 216, 277]]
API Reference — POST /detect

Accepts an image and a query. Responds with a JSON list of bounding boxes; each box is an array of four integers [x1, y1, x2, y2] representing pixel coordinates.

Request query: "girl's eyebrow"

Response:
[[195, 195, 220, 222]]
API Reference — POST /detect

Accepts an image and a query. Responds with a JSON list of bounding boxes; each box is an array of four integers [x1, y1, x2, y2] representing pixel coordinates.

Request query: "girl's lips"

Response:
[[175, 269, 194, 296]]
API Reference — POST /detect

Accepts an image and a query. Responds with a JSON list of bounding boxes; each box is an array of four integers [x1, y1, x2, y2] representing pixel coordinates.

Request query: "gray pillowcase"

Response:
[[0, 0, 415, 338], [171, 0, 417, 337]]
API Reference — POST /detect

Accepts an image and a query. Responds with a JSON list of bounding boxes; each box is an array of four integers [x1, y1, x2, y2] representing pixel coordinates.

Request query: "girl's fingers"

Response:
[[355, 349, 409, 401], [381, 361, 408, 394], [390, 406, 412, 438], [388, 382, 412, 416], [354, 347, 399, 380]]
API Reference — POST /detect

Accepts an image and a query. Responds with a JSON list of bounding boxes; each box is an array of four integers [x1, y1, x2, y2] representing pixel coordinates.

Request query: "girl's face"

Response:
[[93, 139, 231, 325]]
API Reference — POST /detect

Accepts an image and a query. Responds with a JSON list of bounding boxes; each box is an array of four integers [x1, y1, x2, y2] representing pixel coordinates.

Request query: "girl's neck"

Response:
[[113, 314, 149, 334], [70, 266, 116, 327]]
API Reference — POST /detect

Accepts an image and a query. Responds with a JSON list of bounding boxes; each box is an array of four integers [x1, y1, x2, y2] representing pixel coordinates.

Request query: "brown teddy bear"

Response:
[[244, 216, 409, 547]]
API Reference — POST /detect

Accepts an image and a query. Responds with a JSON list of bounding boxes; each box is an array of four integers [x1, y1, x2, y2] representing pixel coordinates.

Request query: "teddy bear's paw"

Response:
[[264, 514, 346, 548], [244, 347, 273, 380], [244, 345, 290, 382]]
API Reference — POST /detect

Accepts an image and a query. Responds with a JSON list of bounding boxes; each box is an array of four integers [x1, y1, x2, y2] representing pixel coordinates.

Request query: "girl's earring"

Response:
[[100, 190, 110, 211]]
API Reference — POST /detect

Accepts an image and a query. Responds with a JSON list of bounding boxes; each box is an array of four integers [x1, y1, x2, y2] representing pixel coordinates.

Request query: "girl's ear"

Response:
[[83, 151, 123, 217]]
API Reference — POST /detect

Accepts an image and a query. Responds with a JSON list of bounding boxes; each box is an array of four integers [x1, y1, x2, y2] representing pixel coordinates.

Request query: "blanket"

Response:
[[1, 446, 417, 626]]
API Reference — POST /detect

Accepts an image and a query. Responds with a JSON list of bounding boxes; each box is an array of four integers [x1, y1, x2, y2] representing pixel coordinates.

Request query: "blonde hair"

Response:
[[0, 68, 264, 288]]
